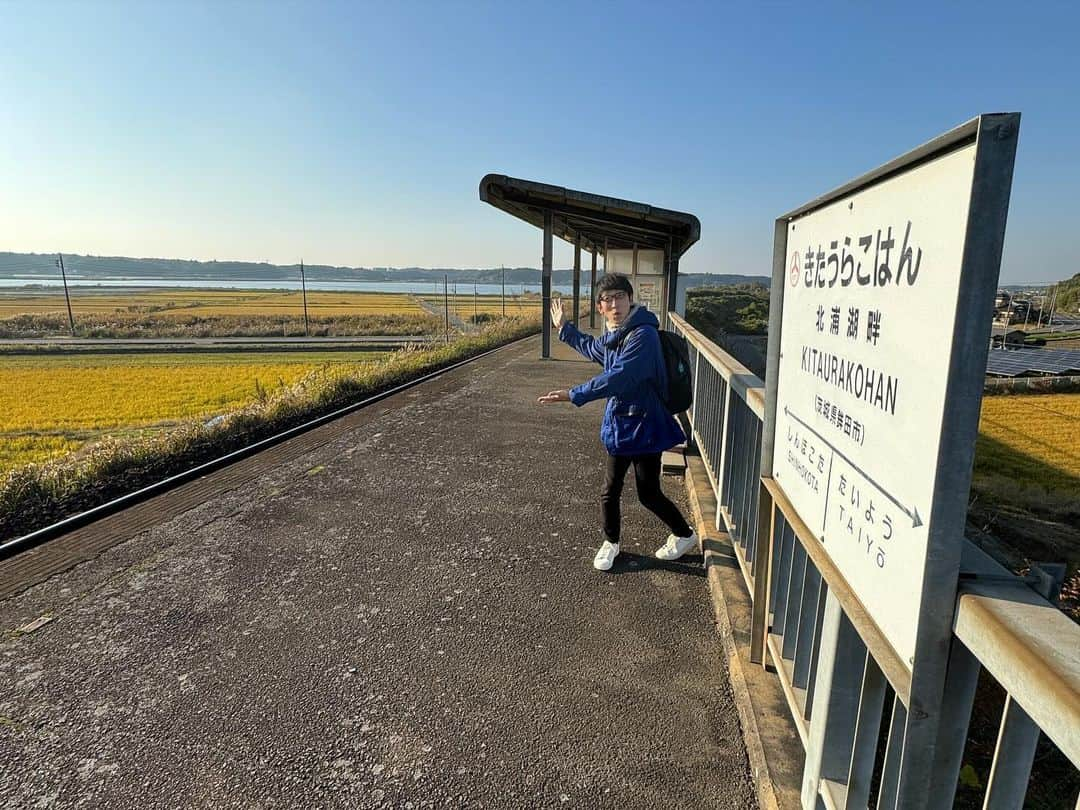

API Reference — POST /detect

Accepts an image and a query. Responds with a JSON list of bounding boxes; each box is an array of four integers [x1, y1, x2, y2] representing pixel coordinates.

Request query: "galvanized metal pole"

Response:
[[300, 259, 309, 336], [57, 253, 75, 337], [573, 235, 581, 325], [893, 112, 1020, 810], [542, 210, 552, 358], [589, 249, 597, 329], [751, 217, 791, 665]]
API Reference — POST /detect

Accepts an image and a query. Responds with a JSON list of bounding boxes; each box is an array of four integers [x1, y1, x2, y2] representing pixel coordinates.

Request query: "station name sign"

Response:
[[771, 143, 979, 666]]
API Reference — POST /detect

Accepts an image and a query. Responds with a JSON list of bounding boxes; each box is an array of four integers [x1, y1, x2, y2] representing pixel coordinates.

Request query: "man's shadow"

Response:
[[607, 551, 706, 578]]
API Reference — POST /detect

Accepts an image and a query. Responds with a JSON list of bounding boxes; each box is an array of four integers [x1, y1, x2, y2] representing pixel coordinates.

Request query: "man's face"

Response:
[[596, 289, 631, 328]]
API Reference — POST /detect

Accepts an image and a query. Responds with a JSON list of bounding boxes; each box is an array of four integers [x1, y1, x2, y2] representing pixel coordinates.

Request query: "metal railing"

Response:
[[670, 312, 1079, 810]]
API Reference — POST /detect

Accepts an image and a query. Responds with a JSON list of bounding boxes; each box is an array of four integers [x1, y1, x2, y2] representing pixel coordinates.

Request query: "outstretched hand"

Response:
[[537, 389, 570, 404], [550, 298, 565, 329]]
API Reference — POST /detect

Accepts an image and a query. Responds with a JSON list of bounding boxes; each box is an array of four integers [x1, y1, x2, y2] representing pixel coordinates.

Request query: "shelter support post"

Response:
[[665, 250, 680, 325], [589, 249, 597, 329], [573, 236, 581, 325], [542, 210, 552, 358]]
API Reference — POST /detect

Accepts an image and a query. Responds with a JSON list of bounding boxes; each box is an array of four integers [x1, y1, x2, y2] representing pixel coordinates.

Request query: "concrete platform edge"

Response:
[[683, 450, 803, 810]]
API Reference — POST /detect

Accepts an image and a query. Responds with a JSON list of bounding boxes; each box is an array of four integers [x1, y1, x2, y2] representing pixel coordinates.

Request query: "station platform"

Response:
[[0, 329, 754, 808]]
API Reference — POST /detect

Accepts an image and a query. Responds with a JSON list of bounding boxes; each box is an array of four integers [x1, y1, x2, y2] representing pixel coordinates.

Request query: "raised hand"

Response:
[[550, 297, 565, 329]]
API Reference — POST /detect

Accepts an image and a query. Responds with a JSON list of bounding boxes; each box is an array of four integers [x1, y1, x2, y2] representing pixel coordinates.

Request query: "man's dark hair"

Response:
[[594, 273, 634, 301]]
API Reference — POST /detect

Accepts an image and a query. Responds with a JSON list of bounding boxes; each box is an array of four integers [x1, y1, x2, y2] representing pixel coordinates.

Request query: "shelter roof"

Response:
[[479, 174, 700, 258]]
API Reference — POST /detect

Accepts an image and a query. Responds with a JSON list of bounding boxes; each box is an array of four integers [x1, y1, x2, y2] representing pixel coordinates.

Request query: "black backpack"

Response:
[[619, 326, 694, 414]]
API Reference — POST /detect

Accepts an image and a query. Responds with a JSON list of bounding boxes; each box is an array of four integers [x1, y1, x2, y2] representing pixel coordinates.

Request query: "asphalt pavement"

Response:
[[0, 329, 754, 809]]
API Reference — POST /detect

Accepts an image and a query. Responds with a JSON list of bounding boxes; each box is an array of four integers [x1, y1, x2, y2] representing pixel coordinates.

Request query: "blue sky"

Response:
[[1, 1, 1076, 283]]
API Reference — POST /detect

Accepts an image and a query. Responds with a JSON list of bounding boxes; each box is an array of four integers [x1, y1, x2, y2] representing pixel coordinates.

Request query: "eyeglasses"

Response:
[[598, 291, 628, 305]]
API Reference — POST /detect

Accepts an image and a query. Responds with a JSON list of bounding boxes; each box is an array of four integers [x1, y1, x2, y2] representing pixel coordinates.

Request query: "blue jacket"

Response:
[[559, 305, 686, 456]]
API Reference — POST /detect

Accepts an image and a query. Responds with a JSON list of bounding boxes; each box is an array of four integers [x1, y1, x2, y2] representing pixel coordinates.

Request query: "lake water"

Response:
[[0, 276, 588, 297]]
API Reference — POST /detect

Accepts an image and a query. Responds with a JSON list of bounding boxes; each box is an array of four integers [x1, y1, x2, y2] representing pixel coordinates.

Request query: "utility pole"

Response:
[[300, 259, 309, 336], [1048, 284, 1059, 332], [501, 265, 505, 317], [444, 274, 449, 343], [56, 253, 75, 337]]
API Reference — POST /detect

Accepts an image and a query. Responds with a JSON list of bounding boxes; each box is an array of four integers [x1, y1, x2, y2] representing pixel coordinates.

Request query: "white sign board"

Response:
[[772, 143, 976, 666], [636, 278, 663, 313]]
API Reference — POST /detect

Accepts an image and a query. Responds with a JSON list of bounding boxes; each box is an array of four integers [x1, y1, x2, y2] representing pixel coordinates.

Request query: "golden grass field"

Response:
[[975, 393, 1079, 490], [0, 350, 386, 471], [0, 288, 426, 318], [419, 293, 541, 318]]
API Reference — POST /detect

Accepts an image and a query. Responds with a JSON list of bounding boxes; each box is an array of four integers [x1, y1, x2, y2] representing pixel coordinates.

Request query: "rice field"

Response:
[[976, 393, 1080, 491], [0, 288, 426, 318], [0, 349, 387, 471], [418, 293, 541, 318]]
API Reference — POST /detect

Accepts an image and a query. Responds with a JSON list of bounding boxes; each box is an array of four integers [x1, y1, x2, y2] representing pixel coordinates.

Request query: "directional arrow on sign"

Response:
[[784, 406, 923, 529]]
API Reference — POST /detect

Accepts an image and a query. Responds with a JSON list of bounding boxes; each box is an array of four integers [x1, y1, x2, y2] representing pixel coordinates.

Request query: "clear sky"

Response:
[[1, 1, 1076, 283]]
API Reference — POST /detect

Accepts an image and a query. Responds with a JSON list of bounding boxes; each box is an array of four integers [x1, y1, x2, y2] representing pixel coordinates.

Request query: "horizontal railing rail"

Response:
[[669, 311, 1079, 809]]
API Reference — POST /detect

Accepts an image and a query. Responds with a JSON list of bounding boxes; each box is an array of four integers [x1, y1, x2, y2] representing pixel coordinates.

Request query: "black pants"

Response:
[[602, 452, 692, 544]]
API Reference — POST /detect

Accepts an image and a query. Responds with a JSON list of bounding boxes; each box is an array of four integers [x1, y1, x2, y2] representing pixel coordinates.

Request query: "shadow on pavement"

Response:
[[609, 551, 707, 578]]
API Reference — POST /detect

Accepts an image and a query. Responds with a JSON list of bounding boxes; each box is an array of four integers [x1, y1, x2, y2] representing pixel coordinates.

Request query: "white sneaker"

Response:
[[593, 540, 620, 571], [655, 531, 698, 561]]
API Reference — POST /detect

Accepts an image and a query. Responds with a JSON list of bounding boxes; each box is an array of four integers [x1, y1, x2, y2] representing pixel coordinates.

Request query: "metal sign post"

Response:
[[756, 114, 1020, 809]]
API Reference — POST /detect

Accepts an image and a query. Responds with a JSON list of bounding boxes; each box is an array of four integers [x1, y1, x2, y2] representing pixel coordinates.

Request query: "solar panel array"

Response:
[[985, 346, 1080, 377]]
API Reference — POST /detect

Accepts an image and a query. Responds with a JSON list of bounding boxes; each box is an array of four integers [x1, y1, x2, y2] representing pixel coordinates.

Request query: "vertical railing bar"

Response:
[[742, 404, 756, 549], [709, 368, 720, 499], [713, 369, 726, 536], [844, 652, 888, 810], [768, 508, 785, 615], [729, 399, 744, 539], [699, 359, 710, 456], [820, 609, 866, 784], [745, 411, 759, 561], [690, 342, 701, 431], [727, 399, 743, 534], [711, 369, 723, 488], [983, 696, 1041, 810], [708, 369, 722, 517], [925, 639, 981, 810], [746, 421, 763, 563], [772, 521, 796, 637], [736, 403, 752, 547], [743, 406, 759, 552], [801, 588, 844, 808], [718, 379, 735, 508], [782, 542, 808, 660], [803, 577, 829, 722], [793, 563, 824, 689], [698, 359, 709, 453], [876, 696, 907, 810]]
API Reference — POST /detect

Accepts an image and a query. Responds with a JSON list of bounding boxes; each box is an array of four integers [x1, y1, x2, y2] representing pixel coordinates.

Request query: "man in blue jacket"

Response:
[[537, 273, 698, 571]]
